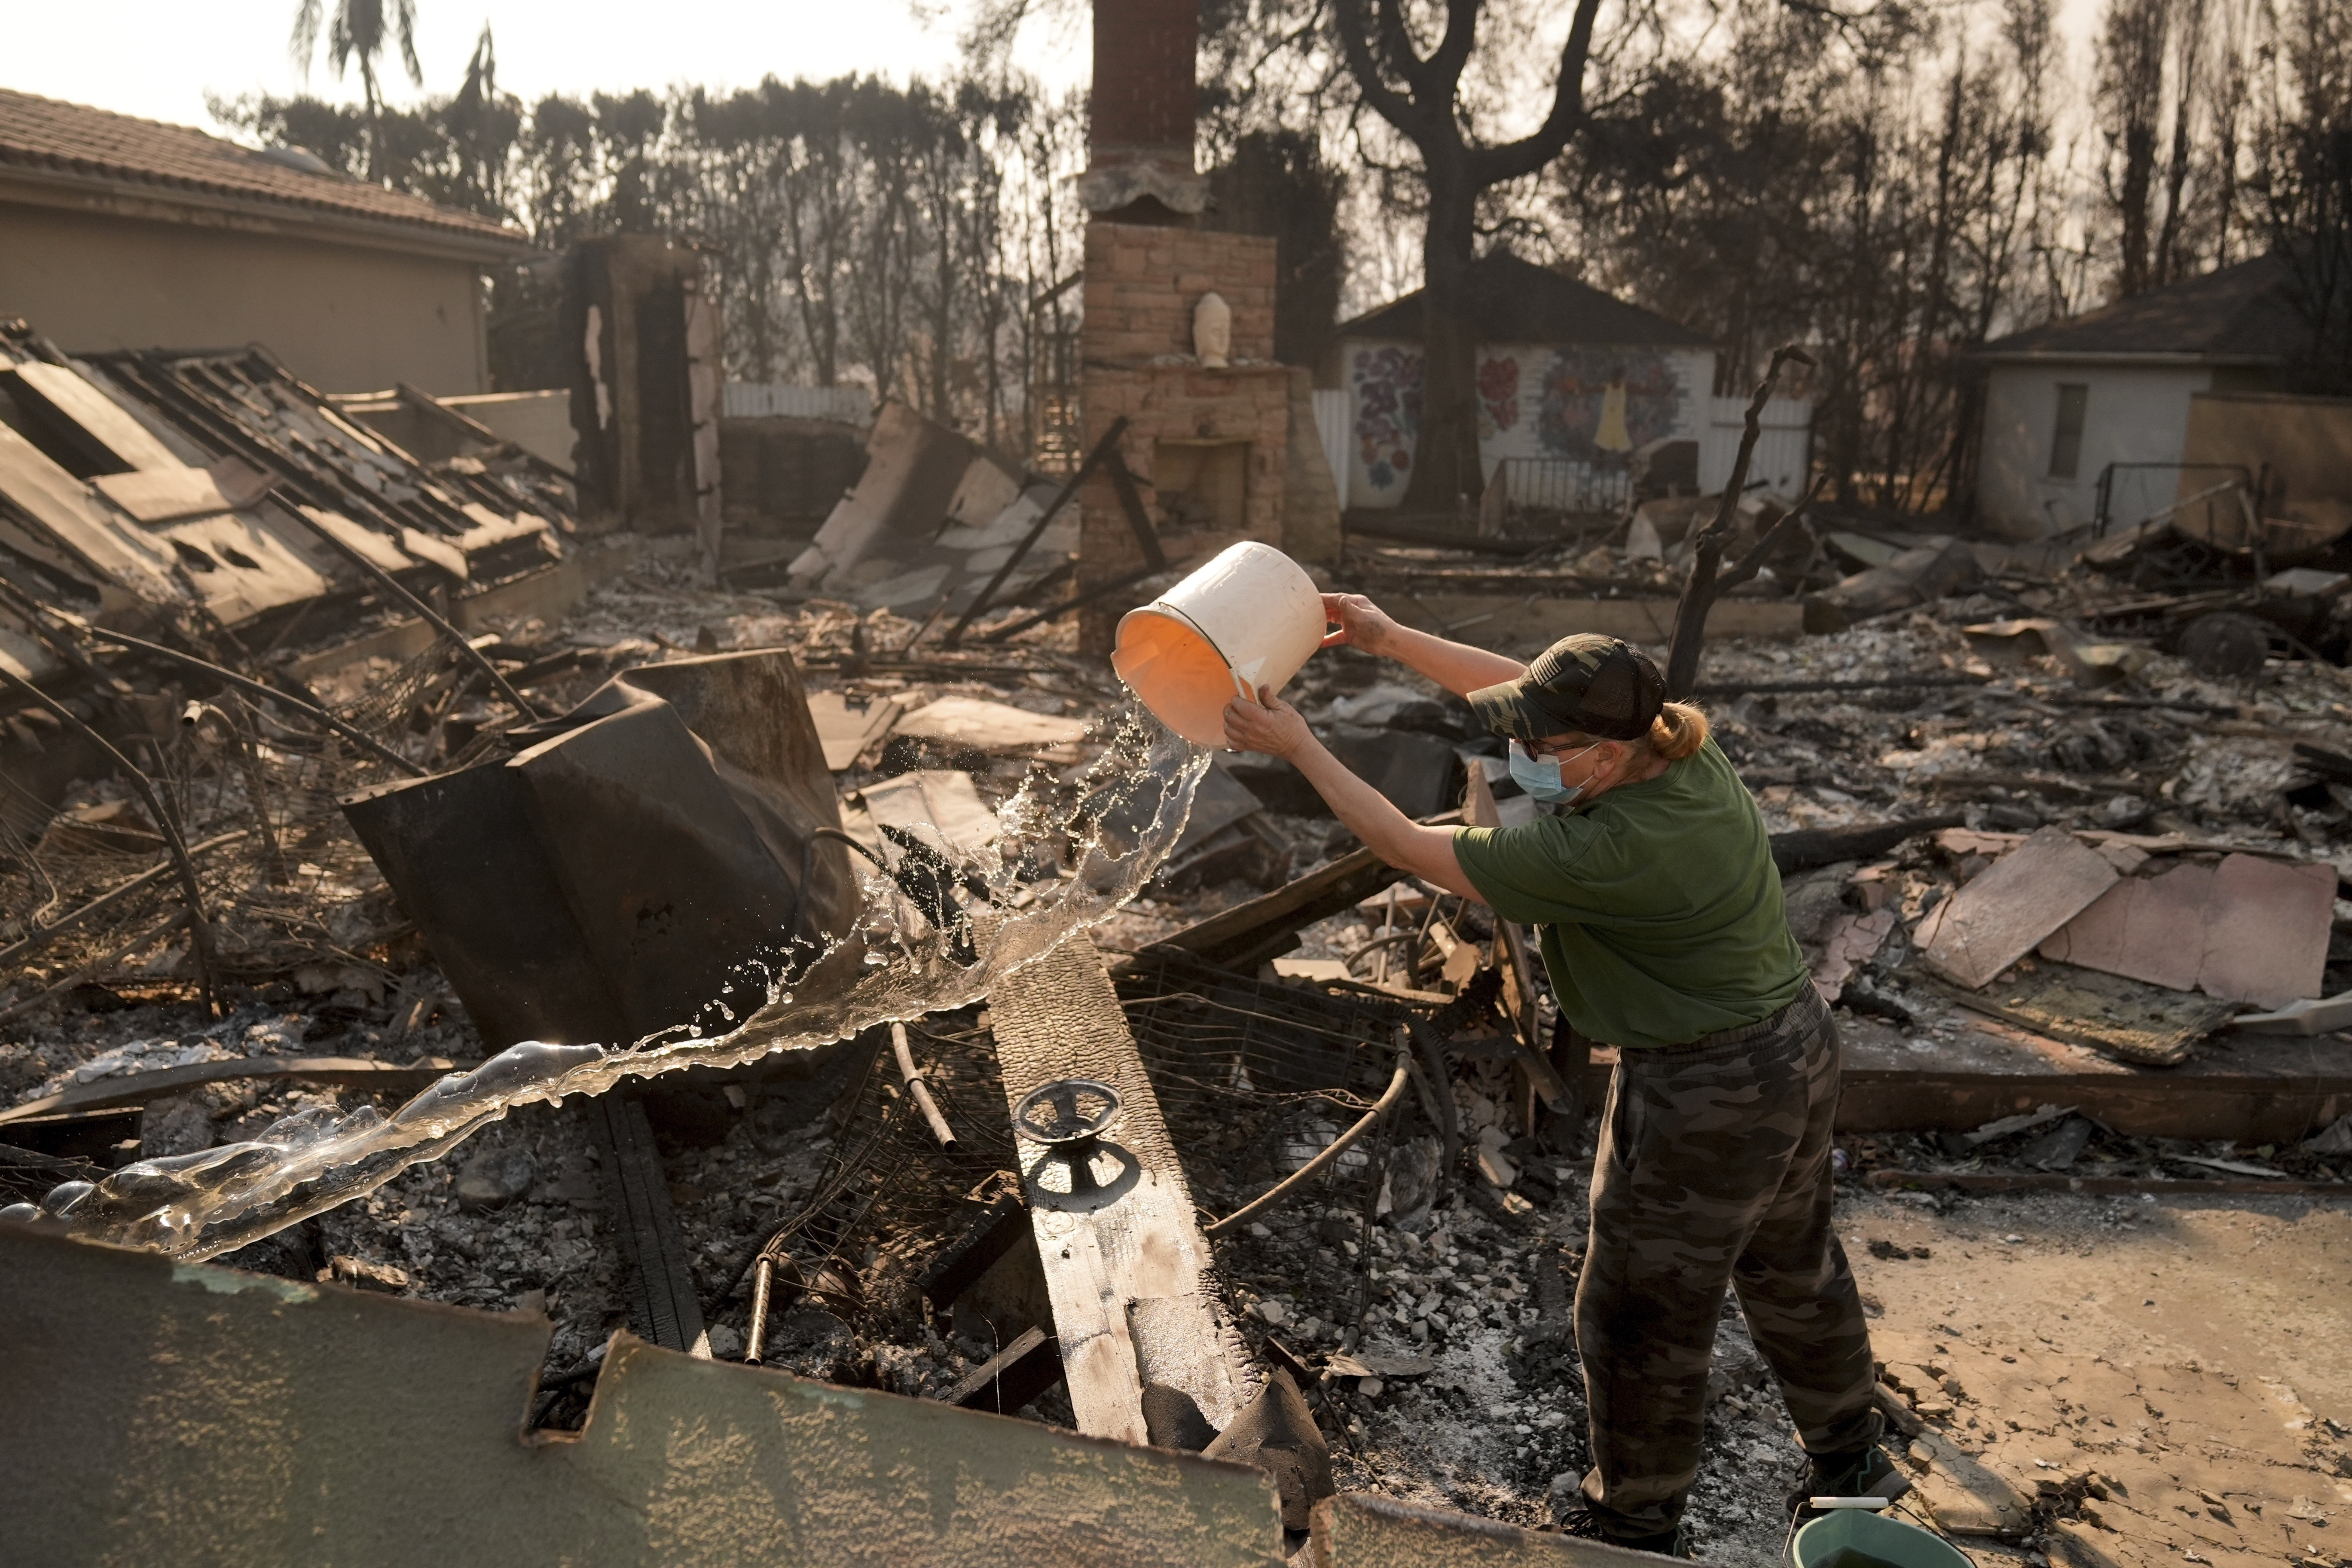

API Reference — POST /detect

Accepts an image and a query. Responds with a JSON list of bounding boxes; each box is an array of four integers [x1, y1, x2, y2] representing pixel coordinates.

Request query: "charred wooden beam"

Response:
[[1142, 844, 1406, 973], [943, 1323, 1066, 1415], [1769, 816, 1963, 874], [918, 1180, 1031, 1311], [988, 935, 1250, 1443], [589, 1095, 708, 1355]]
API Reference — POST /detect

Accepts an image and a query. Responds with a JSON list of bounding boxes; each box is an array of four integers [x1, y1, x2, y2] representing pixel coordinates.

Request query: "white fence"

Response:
[[1311, 388, 1352, 510], [722, 382, 874, 425], [1698, 395, 1813, 500]]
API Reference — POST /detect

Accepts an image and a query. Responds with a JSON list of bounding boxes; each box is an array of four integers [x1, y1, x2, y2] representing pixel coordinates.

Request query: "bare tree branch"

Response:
[[1333, 0, 1431, 138], [1468, 0, 1606, 184]]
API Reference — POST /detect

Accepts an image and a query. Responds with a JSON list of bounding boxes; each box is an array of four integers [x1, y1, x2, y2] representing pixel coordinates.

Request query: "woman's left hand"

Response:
[[1222, 684, 1313, 758]]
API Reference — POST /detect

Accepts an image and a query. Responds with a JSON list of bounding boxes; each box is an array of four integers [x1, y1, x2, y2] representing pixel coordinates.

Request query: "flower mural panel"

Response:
[[1476, 354, 1519, 439], [1349, 343, 1424, 500], [1536, 348, 1683, 464]]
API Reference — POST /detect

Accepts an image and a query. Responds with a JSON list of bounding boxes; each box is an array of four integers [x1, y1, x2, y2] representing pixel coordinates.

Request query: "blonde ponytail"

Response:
[[1645, 701, 1709, 761]]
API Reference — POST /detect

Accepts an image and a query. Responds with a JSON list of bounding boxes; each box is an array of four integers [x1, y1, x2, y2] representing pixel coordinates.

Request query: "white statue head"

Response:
[[1193, 291, 1232, 368]]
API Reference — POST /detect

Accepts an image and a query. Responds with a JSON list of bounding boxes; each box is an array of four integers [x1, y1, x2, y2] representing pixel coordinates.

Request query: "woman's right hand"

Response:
[[1321, 593, 1398, 654]]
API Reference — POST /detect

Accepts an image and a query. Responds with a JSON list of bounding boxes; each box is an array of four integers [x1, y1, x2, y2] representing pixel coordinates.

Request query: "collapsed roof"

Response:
[[0, 318, 579, 663]]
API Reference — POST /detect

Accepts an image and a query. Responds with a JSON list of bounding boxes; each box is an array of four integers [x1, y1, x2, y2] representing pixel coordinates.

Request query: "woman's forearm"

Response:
[[1288, 737, 1482, 901], [1374, 624, 1526, 698]]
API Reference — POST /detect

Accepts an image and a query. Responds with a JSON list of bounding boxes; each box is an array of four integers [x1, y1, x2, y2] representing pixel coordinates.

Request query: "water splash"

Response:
[[29, 706, 1209, 1261]]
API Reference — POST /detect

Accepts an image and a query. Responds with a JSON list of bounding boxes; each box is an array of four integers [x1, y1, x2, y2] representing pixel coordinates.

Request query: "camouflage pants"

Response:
[[1574, 983, 1881, 1537]]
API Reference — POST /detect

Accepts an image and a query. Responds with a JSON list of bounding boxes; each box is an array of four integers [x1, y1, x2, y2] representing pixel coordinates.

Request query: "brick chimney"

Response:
[[1080, 0, 1207, 221]]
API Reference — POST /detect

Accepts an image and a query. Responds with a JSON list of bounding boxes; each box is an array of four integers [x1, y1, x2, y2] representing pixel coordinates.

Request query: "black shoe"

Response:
[[1786, 1443, 1912, 1521], [1553, 1507, 1692, 1557]]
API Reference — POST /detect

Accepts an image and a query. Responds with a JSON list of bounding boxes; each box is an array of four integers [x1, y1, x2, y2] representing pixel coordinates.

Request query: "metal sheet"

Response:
[[342, 650, 857, 1051]]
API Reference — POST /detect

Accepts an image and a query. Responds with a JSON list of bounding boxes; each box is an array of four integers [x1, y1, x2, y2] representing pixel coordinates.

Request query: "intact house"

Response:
[[1975, 255, 2306, 537], [1320, 251, 1814, 512], [0, 89, 533, 395]]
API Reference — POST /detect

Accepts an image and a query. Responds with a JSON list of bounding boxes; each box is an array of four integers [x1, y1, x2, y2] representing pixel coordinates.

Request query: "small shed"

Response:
[[1323, 252, 1806, 512], [1975, 256, 2303, 536]]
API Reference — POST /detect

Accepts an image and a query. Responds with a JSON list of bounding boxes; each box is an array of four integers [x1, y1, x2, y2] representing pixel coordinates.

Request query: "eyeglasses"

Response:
[[1526, 737, 1598, 762]]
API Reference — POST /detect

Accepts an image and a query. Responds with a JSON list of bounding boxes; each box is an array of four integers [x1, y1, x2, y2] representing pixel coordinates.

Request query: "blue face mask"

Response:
[[1509, 739, 1599, 805]]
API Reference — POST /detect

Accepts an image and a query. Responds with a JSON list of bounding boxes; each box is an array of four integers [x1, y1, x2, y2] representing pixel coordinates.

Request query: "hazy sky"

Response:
[[0, 0, 1088, 135], [4, 0, 2102, 144]]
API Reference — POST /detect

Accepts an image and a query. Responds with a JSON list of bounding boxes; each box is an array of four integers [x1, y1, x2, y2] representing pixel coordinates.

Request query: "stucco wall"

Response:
[[1978, 362, 2215, 536], [0, 203, 489, 394], [0, 1224, 1286, 1568]]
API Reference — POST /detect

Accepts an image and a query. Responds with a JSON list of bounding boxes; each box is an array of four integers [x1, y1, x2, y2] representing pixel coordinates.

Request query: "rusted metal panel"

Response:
[[0, 1222, 1285, 1568]]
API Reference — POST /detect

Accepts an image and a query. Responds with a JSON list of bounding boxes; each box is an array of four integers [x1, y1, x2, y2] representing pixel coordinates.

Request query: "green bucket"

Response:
[[1785, 1507, 1973, 1568]]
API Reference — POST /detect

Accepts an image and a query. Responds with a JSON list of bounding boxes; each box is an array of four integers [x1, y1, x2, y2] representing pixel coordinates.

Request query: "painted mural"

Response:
[[1355, 348, 1420, 496], [1477, 355, 1519, 438], [1533, 348, 1682, 461], [1345, 340, 1711, 508], [1348, 343, 1423, 497]]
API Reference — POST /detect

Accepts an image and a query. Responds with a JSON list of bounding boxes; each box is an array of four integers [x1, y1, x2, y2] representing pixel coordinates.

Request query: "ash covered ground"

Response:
[[8, 554, 2352, 1565]]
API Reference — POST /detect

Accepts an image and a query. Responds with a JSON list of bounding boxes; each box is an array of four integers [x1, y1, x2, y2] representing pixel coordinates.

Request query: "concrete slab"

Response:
[[1844, 1184, 2352, 1568]]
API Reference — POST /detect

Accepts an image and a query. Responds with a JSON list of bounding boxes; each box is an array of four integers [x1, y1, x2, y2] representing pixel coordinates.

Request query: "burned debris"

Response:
[[10, 0, 2352, 1550], [8, 62, 2352, 1568], [12, 432, 2352, 1551]]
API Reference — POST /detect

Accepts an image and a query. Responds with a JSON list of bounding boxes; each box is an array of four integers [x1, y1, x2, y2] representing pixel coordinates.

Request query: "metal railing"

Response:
[[1492, 457, 1632, 515]]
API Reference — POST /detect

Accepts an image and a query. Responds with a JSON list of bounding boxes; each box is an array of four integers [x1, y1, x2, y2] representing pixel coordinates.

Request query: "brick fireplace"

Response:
[[1075, 0, 1339, 653]]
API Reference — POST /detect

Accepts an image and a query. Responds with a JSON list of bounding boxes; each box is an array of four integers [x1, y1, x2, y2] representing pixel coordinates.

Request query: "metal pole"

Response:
[[1204, 1046, 1413, 1238], [942, 416, 1130, 648], [744, 1255, 776, 1364], [74, 625, 425, 776], [891, 1021, 958, 1151]]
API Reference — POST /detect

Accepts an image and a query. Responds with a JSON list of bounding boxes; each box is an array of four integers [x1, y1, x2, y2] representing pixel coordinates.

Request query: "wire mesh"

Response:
[[715, 1010, 1018, 1336], [1116, 947, 1419, 1329], [718, 951, 1430, 1349]]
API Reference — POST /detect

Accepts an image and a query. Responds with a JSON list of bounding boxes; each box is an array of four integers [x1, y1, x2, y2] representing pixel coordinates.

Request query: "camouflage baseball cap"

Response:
[[1467, 634, 1666, 743]]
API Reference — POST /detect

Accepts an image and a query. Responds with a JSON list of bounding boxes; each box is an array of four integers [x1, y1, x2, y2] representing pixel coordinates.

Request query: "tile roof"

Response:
[[1336, 251, 1713, 349], [1981, 255, 2303, 361], [0, 88, 531, 257]]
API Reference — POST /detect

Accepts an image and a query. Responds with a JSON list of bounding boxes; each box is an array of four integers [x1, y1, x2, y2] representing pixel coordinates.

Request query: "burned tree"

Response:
[[1332, 0, 1603, 514]]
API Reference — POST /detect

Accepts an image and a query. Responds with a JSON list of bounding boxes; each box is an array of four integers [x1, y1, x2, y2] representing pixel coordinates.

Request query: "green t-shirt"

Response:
[[1452, 738, 1808, 1051]]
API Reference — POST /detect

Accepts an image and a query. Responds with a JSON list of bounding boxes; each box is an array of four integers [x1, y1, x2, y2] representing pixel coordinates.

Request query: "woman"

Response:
[[1220, 594, 1902, 1559]]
